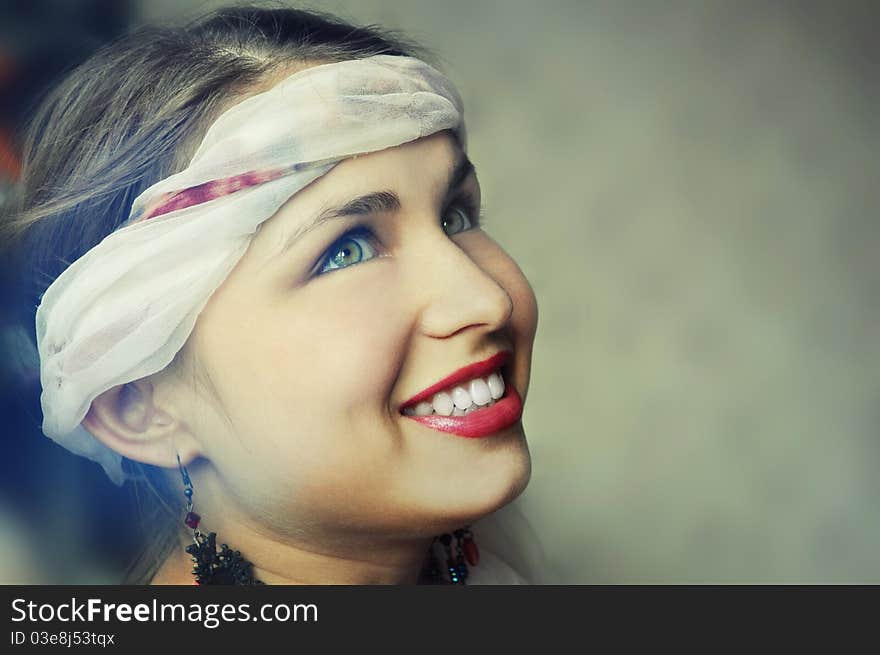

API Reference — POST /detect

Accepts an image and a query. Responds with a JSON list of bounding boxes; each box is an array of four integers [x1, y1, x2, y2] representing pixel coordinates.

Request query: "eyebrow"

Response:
[[269, 152, 476, 262]]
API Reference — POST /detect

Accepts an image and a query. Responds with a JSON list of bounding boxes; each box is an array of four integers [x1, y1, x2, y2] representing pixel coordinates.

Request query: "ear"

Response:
[[81, 378, 202, 469]]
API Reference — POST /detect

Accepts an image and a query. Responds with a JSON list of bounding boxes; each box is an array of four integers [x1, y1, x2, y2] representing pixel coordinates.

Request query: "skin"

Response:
[[83, 118, 539, 584]]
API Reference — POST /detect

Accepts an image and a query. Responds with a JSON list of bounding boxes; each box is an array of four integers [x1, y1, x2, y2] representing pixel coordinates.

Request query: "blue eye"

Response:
[[442, 205, 477, 236], [313, 198, 484, 278], [315, 227, 378, 276]]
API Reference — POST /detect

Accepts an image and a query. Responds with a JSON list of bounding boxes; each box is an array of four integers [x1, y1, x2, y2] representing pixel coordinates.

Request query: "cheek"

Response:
[[506, 261, 538, 339], [482, 240, 540, 401], [482, 237, 539, 342], [201, 267, 410, 523], [229, 266, 405, 451], [286, 266, 406, 405]]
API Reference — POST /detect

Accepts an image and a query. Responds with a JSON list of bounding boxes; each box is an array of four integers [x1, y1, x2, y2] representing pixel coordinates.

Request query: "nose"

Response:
[[408, 229, 514, 340]]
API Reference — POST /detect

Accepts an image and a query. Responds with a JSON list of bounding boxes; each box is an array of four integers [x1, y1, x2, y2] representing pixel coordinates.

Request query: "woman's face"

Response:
[[172, 130, 538, 538]]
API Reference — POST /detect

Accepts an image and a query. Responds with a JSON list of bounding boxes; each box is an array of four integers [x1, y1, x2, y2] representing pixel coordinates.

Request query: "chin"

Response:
[[433, 446, 532, 530], [483, 432, 532, 505]]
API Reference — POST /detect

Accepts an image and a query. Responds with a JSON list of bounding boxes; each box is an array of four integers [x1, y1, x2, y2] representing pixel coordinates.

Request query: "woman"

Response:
[[3, 5, 541, 585]]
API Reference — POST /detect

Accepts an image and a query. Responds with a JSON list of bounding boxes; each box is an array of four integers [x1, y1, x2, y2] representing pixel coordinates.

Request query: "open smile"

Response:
[[398, 351, 523, 438]]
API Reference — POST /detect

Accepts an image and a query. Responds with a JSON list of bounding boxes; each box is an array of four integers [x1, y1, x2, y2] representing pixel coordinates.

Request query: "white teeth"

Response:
[[487, 372, 505, 400], [431, 391, 454, 416], [469, 378, 492, 405], [451, 386, 473, 410], [402, 369, 508, 417], [413, 401, 433, 416]]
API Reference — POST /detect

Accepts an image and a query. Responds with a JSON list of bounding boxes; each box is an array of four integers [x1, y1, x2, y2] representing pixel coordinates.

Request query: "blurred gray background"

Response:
[[1, 0, 878, 583]]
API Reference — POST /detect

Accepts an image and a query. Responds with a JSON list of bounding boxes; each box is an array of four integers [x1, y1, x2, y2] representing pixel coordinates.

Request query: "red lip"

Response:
[[398, 350, 512, 411], [403, 383, 523, 438]]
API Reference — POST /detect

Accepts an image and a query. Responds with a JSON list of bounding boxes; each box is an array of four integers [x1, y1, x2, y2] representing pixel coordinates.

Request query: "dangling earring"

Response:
[[423, 525, 480, 584], [177, 454, 263, 585]]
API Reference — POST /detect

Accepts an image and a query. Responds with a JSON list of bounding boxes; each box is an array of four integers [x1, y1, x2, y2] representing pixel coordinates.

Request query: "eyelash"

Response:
[[312, 196, 487, 277]]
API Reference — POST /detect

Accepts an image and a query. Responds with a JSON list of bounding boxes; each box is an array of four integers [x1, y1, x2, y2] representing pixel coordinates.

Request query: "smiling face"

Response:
[[165, 130, 539, 540]]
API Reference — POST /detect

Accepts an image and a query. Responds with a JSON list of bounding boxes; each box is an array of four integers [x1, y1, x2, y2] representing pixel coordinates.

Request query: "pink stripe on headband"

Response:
[[134, 167, 290, 222]]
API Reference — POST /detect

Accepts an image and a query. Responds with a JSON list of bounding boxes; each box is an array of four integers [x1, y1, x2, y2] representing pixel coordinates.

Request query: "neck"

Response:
[[152, 520, 437, 585]]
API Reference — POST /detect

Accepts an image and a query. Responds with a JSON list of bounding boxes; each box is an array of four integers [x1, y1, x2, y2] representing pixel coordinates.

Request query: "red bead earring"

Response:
[[177, 454, 262, 585]]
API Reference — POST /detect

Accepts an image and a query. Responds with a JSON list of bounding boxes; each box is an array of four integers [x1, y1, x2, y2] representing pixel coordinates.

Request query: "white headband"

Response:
[[34, 55, 466, 484]]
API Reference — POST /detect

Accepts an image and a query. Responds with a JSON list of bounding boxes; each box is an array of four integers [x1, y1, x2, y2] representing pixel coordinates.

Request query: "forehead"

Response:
[[272, 130, 463, 221], [242, 130, 471, 265]]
